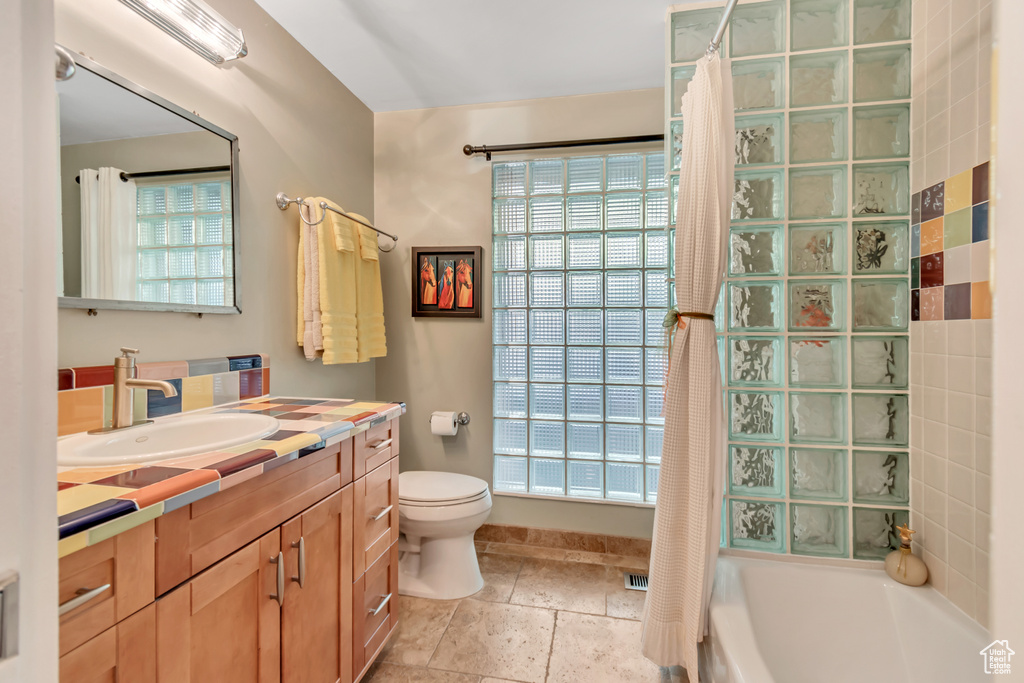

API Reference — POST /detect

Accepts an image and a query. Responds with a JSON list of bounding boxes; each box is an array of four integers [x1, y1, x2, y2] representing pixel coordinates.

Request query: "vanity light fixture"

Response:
[[118, 0, 248, 65]]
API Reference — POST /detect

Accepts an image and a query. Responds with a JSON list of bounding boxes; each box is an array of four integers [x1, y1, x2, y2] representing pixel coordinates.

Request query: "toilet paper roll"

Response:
[[430, 411, 459, 436]]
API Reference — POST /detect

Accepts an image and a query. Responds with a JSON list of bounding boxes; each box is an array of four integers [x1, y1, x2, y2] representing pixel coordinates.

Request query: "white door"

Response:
[[0, 2, 60, 682]]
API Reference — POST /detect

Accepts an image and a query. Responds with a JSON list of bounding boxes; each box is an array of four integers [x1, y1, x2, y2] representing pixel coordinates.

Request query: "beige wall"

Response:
[[374, 88, 662, 538], [54, 0, 377, 398], [60, 130, 229, 297], [908, 0, 993, 625]]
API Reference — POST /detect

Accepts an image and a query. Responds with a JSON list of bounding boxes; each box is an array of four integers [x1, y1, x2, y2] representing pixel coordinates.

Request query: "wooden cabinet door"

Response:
[[156, 530, 281, 683], [281, 485, 353, 683]]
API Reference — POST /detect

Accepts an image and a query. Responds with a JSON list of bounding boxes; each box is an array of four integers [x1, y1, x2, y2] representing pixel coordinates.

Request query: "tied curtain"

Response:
[[641, 52, 734, 679], [80, 167, 137, 300]]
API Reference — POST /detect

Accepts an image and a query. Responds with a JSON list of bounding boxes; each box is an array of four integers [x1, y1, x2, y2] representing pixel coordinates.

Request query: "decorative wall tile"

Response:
[[944, 282, 972, 320], [853, 162, 910, 216], [919, 252, 943, 288], [972, 281, 992, 320], [920, 182, 944, 221], [944, 168, 973, 214], [729, 391, 784, 442], [57, 387, 105, 437], [943, 208, 972, 249], [919, 287, 943, 321], [920, 217, 943, 255], [972, 203, 989, 242], [729, 281, 783, 331], [735, 113, 785, 166], [972, 162, 990, 205]]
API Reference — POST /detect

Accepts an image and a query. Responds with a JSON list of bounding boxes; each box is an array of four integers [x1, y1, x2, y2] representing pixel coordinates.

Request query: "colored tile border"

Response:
[[910, 161, 992, 322], [58, 353, 271, 436]]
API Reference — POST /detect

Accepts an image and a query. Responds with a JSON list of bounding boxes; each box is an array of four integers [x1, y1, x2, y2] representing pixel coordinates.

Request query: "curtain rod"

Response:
[[463, 134, 664, 160], [75, 165, 230, 184]]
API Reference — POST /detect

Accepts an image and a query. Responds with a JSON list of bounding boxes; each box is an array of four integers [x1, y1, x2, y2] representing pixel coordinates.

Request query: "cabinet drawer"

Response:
[[352, 457, 399, 577], [156, 441, 350, 594], [353, 419, 399, 479], [352, 542, 398, 678], [59, 521, 155, 657]]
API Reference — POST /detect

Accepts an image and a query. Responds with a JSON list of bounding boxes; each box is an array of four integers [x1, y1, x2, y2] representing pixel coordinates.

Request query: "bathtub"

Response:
[[702, 555, 991, 683]]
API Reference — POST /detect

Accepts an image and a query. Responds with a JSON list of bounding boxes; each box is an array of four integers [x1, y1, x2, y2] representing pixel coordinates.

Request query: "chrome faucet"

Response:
[[110, 347, 178, 430]]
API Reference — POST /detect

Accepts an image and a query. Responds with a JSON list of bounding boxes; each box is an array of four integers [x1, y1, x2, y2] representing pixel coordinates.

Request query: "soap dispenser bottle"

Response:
[[884, 524, 929, 586]]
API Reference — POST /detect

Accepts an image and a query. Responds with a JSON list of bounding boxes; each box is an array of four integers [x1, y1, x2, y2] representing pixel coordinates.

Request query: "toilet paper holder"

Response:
[[429, 412, 471, 426]]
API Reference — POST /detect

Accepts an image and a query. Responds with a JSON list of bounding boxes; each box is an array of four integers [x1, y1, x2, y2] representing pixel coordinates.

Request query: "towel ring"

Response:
[[297, 201, 328, 227]]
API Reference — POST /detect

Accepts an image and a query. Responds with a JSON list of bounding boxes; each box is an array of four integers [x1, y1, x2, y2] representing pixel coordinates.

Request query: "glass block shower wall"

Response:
[[491, 153, 670, 503], [667, 0, 912, 559]]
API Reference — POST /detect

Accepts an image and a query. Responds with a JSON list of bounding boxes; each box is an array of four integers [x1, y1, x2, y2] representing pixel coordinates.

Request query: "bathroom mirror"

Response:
[[55, 49, 240, 314]]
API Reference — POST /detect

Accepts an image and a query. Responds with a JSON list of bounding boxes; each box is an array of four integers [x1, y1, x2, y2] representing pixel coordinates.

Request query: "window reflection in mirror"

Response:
[[56, 57, 237, 312]]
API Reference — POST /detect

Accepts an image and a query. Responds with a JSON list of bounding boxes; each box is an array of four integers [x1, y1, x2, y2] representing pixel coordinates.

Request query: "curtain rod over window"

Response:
[[462, 134, 664, 161], [74, 165, 230, 184]]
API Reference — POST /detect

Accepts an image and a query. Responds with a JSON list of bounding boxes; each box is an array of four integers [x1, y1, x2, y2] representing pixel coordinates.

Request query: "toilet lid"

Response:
[[399, 471, 489, 503]]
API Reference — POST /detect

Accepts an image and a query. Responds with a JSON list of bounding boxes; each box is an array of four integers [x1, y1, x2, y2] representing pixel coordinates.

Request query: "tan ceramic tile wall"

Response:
[[909, 0, 992, 628]]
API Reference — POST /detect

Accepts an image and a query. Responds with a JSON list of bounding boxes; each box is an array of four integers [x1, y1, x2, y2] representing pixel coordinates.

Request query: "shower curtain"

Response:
[[641, 52, 734, 679], [80, 167, 137, 300]]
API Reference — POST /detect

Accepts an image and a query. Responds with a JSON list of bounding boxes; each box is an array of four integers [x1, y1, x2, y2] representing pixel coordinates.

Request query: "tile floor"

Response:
[[363, 543, 687, 683]]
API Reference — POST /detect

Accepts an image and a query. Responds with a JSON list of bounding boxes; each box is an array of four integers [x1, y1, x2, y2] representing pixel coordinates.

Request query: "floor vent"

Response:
[[624, 572, 649, 591]]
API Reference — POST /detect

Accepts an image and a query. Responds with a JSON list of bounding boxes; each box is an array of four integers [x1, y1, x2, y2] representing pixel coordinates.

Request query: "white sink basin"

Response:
[[57, 413, 281, 467]]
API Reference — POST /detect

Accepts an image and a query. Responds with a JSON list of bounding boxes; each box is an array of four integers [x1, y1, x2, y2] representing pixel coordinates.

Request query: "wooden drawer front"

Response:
[[59, 521, 155, 657], [352, 457, 399, 577], [353, 419, 399, 479], [59, 603, 157, 683], [352, 542, 398, 678], [156, 441, 351, 594]]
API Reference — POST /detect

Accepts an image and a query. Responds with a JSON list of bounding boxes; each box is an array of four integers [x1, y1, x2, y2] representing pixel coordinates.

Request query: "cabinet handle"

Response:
[[58, 584, 111, 616], [291, 537, 306, 588], [367, 438, 392, 451], [269, 552, 284, 607], [371, 505, 393, 522], [368, 592, 392, 616]]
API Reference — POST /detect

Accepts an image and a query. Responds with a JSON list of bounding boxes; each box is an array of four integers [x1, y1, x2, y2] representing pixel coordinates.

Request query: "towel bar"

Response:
[[276, 192, 397, 252]]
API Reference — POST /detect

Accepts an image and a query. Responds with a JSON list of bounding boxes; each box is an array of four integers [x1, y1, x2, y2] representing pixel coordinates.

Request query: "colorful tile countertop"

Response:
[[57, 396, 405, 558]]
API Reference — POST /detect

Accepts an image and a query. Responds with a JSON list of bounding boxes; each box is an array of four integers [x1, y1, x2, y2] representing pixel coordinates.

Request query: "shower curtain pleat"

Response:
[[80, 167, 137, 300], [640, 52, 734, 680]]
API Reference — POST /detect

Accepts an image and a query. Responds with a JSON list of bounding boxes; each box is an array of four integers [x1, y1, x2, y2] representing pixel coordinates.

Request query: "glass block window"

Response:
[[136, 175, 233, 306], [492, 153, 667, 504], [669, 0, 911, 559]]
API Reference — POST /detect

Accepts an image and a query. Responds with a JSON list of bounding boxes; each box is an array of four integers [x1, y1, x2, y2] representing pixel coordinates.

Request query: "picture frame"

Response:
[[411, 246, 482, 318]]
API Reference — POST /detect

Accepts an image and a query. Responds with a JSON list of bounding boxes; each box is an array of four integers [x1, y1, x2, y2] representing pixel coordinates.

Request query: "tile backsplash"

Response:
[[57, 353, 270, 436], [910, 162, 991, 322]]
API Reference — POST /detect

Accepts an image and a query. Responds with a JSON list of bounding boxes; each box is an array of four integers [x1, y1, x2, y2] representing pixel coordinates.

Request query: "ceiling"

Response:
[[57, 67, 202, 145], [255, 0, 687, 112]]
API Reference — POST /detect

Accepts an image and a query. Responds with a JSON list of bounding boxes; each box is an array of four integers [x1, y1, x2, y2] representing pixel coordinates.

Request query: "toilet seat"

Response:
[[399, 471, 489, 507]]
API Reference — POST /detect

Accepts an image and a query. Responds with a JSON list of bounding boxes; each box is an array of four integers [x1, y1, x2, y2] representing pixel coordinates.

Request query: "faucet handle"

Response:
[[119, 347, 140, 357]]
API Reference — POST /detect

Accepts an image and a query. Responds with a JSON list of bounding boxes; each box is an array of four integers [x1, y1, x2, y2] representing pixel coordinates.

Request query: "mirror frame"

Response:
[[57, 47, 242, 315]]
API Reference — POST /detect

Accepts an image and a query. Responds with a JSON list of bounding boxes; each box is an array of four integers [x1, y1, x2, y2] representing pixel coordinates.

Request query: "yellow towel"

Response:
[[347, 212, 387, 362], [317, 198, 359, 364]]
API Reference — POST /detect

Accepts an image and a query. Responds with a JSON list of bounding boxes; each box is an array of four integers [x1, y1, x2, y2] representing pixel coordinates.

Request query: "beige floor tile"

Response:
[[510, 557, 608, 615], [472, 552, 524, 603], [546, 611, 665, 683], [480, 679, 529, 683], [428, 599, 555, 683], [381, 596, 459, 666], [363, 661, 480, 682], [604, 565, 647, 620], [485, 542, 567, 560]]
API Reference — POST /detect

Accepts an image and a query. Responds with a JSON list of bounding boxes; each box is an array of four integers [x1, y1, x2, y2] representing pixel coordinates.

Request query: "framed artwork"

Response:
[[411, 246, 482, 318]]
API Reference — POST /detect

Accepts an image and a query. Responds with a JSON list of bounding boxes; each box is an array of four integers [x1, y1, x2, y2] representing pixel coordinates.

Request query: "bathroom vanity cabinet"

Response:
[[57, 418, 401, 683]]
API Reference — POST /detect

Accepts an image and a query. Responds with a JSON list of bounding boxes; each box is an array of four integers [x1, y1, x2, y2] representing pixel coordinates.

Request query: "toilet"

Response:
[[397, 471, 492, 600]]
